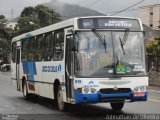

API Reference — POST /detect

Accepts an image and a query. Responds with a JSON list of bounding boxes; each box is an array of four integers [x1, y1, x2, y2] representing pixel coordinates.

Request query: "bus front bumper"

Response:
[[74, 90, 148, 104]]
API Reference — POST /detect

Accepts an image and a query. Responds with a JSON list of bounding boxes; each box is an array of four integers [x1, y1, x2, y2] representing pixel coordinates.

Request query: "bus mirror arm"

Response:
[[71, 46, 78, 53], [66, 65, 74, 80]]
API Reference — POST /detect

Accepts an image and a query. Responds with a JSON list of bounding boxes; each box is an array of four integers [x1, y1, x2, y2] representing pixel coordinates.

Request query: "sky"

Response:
[[0, 0, 160, 19]]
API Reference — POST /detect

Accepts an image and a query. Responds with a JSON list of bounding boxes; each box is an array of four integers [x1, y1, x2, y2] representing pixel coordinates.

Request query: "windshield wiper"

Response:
[[119, 29, 129, 55], [123, 29, 129, 45], [92, 28, 107, 52], [119, 36, 125, 55]]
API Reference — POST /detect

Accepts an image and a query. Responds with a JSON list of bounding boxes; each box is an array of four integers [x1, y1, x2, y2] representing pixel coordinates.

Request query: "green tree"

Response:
[[35, 5, 61, 27], [21, 6, 35, 17], [146, 38, 160, 55], [0, 15, 13, 63], [15, 16, 40, 35], [0, 15, 7, 28], [16, 4, 61, 35]]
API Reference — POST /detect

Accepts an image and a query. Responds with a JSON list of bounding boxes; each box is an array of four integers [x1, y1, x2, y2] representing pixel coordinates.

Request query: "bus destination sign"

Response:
[[102, 20, 132, 27], [78, 18, 141, 30]]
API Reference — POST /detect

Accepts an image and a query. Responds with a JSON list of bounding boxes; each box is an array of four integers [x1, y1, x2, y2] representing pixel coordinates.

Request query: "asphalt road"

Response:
[[0, 72, 160, 120]]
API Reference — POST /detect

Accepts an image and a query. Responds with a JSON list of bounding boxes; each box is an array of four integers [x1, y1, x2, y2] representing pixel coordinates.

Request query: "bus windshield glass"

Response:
[[75, 31, 146, 77]]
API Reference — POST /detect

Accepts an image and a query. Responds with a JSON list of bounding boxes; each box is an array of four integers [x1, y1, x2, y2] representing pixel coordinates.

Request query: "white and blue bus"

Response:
[[11, 16, 148, 111]]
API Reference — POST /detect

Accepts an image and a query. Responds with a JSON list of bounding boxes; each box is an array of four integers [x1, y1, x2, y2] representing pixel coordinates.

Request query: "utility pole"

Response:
[[40, 8, 54, 25]]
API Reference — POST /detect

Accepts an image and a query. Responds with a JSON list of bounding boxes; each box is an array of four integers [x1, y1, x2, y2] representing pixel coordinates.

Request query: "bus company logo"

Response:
[[42, 64, 62, 73], [86, 80, 98, 87], [89, 81, 94, 84], [57, 64, 62, 72]]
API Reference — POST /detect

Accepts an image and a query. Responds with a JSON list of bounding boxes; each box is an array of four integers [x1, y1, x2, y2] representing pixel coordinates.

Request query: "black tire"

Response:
[[57, 85, 67, 111], [22, 80, 30, 100], [110, 101, 124, 111]]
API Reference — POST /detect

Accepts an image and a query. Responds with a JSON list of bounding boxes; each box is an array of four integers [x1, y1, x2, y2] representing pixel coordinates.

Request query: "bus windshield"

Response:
[[75, 31, 146, 78]]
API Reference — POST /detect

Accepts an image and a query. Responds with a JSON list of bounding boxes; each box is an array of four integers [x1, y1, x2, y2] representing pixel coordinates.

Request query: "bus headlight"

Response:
[[91, 88, 97, 93], [83, 87, 89, 93], [133, 86, 146, 92], [140, 86, 146, 92], [134, 87, 139, 92]]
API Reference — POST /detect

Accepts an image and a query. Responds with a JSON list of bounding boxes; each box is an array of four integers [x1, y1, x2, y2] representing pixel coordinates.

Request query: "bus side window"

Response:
[[11, 42, 16, 63], [21, 39, 28, 62], [53, 30, 64, 61], [44, 32, 53, 61], [28, 37, 36, 61], [36, 35, 44, 61]]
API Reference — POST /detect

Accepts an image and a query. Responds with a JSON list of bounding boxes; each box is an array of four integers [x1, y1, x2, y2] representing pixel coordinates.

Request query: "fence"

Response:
[[147, 55, 160, 86]]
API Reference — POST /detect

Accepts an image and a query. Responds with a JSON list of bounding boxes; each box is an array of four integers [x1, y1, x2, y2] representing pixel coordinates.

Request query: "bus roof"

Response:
[[12, 16, 141, 42], [12, 18, 75, 42]]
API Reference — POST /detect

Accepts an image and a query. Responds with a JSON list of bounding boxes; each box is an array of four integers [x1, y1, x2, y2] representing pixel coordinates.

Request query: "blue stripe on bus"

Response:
[[28, 62, 37, 75], [74, 90, 99, 104], [33, 62, 37, 74], [100, 93, 131, 98], [29, 74, 34, 81], [74, 90, 148, 104], [22, 62, 29, 74], [28, 62, 34, 81], [22, 61, 37, 81]]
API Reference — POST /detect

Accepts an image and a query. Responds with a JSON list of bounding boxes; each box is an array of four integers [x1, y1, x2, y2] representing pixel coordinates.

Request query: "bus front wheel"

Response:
[[57, 85, 67, 111], [22, 80, 30, 100], [110, 101, 124, 111]]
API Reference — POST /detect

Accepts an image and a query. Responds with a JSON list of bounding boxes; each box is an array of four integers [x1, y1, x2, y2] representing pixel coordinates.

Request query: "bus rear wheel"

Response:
[[57, 85, 67, 111], [22, 80, 30, 100], [110, 101, 124, 111]]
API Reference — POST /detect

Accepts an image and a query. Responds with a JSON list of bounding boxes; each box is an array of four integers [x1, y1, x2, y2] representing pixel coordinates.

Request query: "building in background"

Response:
[[143, 24, 159, 45], [139, 4, 160, 31], [139, 4, 160, 45], [6, 22, 17, 30]]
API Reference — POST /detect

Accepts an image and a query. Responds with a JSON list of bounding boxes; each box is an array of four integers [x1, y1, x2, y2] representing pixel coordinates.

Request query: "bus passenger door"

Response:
[[66, 35, 74, 100], [16, 48, 21, 91]]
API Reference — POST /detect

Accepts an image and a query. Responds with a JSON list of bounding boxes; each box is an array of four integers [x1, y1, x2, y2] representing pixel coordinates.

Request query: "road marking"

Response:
[[148, 99, 160, 103], [147, 90, 160, 93]]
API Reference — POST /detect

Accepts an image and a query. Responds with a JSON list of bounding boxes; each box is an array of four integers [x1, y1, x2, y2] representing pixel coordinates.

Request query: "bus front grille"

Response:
[[99, 88, 131, 94]]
